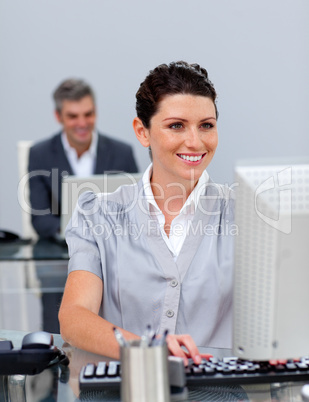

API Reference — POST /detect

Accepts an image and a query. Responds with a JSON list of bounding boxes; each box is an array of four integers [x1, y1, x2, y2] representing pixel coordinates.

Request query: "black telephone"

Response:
[[0, 230, 32, 245], [0, 331, 69, 375], [0, 230, 20, 243]]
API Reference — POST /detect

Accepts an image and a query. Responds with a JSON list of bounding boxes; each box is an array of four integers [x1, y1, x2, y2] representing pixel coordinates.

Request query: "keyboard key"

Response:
[[96, 361, 106, 377], [222, 367, 235, 374], [296, 363, 309, 371], [192, 366, 204, 376], [235, 365, 247, 373], [84, 363, 95, 378], [204, 367, 215, 375], [223, 357, 238, 364], [286, 363, 297, 371], [107, 361, 119, 377], [274, 364, 285, 372]]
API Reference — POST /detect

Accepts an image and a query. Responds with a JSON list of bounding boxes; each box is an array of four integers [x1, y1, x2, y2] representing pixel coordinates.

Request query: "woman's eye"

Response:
[[201, 122, 213, 129], [169, 123, 183, 129]]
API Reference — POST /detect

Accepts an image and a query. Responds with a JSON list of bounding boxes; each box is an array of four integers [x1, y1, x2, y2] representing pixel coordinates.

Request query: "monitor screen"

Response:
[[232, 158, 309, 360]]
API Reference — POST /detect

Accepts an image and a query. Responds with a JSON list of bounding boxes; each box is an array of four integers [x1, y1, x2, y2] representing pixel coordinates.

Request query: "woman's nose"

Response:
[[185, 128, 203, 149]]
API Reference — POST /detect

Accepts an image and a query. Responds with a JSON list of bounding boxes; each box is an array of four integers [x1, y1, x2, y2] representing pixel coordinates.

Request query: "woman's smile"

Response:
[[177, 152, 206, 163]]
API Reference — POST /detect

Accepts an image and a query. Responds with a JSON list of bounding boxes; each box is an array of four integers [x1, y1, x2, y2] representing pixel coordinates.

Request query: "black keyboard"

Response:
[[79, 356, 309, 391]]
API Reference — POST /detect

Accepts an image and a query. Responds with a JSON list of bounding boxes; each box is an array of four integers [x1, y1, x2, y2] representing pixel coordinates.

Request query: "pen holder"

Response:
[[120, 339, 171, 402]]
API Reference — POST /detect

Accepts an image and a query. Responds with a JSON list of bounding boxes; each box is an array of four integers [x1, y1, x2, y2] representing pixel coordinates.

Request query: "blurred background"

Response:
[[0, 0, 308, 235]]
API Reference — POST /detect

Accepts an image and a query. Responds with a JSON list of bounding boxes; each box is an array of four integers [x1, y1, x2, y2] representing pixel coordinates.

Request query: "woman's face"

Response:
[[142, 94, 218, 187]]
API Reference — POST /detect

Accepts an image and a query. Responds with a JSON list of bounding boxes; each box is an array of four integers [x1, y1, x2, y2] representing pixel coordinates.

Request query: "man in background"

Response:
[[28, 78, 138, 239], [28, 79, 138, 333]]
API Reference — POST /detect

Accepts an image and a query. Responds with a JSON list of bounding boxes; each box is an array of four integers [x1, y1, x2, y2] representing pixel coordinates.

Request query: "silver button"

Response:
[[166, 310, 174, 318], [170, 279, 178, 288]]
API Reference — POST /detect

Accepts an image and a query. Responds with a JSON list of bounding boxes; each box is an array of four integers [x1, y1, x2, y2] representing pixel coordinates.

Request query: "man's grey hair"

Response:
[[53, 78, 95, 113]]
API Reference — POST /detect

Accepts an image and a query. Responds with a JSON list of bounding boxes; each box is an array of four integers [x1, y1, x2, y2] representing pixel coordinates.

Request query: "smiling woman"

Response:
[[134, 94, 218, 190], [59, 61, 235, 365]]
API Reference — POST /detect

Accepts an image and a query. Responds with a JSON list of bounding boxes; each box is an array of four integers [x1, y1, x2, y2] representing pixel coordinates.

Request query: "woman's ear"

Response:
[[133, 117, 150, 148]]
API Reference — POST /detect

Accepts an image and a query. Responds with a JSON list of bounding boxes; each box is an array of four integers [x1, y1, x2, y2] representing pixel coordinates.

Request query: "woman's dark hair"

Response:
[[135, 61, 218, 128]]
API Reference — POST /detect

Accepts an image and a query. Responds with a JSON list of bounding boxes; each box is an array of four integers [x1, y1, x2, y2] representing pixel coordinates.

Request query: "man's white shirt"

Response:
[[61, 131, 98, 177]]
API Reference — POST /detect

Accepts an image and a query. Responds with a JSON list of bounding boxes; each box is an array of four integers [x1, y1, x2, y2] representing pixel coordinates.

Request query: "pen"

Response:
[[140, 328, 149, 348], [149, 333, 157, 347], [113, 327, 128, 347], [160, 329, 169, 346], [140, 324, 154, 347], [151, 329, 169, 347]]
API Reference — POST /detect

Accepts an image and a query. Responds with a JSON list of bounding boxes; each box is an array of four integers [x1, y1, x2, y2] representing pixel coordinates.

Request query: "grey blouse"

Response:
[[66, 178, 236, 349]]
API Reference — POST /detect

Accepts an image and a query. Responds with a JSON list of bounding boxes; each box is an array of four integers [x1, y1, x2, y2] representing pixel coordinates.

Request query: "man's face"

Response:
[[55, 95, 96, 152]]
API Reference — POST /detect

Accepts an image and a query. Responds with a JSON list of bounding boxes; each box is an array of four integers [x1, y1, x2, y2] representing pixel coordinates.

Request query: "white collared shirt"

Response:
[[142, 164, 209, 260], [61, 131, 98, 177]]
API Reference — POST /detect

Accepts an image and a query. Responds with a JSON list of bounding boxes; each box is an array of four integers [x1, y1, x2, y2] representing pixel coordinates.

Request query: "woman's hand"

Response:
[[166, 334, 212, 366]]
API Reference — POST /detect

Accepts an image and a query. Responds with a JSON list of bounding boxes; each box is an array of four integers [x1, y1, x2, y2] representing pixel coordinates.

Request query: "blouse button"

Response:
[[170, 279, 178, 288], [166, 309, 174, 318]]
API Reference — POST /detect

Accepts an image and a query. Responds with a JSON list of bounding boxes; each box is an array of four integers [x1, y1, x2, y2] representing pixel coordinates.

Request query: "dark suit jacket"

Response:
[[28, 132, 138, 238]]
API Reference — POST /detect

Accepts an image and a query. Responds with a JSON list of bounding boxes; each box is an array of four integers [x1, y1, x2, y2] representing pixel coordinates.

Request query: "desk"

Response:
[[0, 330, 307, 402], [0, 238, 68, 261], [0, 239, 69, 333]]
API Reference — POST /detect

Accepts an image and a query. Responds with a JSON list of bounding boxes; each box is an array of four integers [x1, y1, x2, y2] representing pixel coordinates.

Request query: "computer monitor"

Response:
[[60, 172, 142, 237], [233, 158, 309, 361]]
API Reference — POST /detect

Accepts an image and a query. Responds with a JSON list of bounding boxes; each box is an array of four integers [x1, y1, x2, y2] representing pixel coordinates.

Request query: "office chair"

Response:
[[17, 140, 38, 240], [0, 141, 43, 332]]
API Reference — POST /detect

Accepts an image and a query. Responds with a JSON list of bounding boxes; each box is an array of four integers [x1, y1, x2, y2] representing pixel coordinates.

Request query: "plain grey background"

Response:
[[0, 0, 308, 236]]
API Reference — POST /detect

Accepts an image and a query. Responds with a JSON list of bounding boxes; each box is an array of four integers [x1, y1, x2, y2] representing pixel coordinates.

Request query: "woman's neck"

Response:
[[150, 174, 198, 216]]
